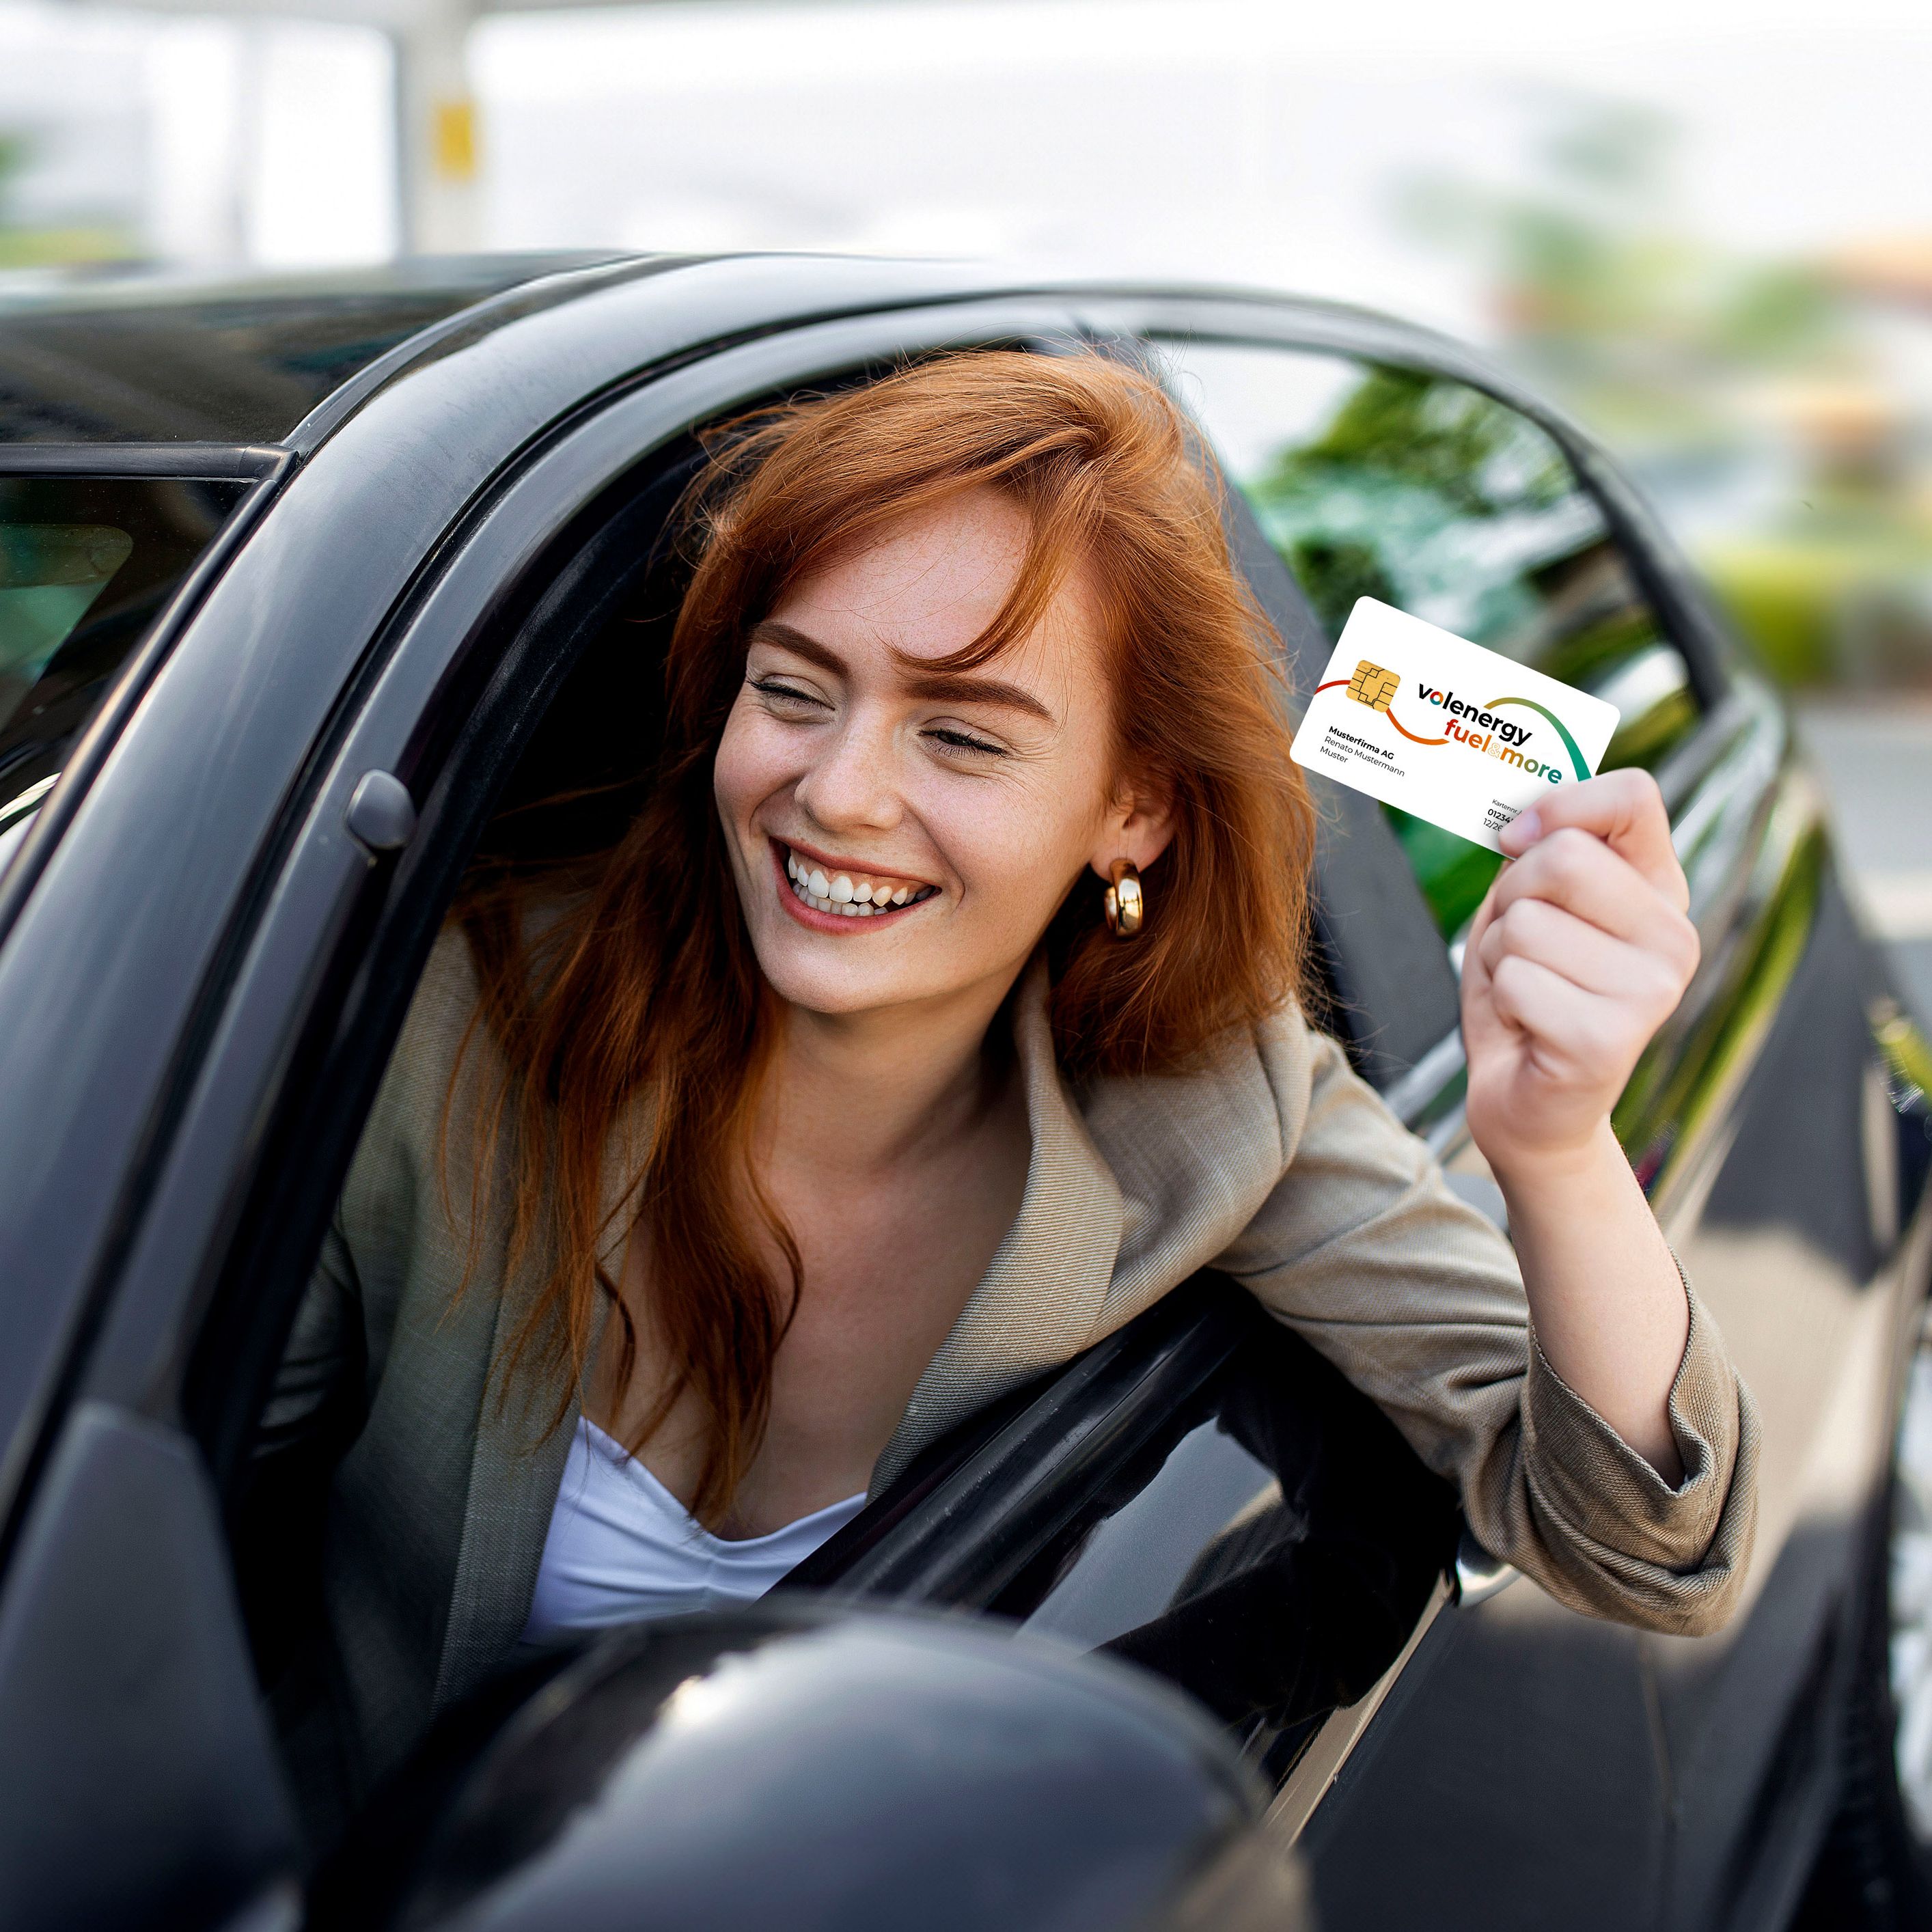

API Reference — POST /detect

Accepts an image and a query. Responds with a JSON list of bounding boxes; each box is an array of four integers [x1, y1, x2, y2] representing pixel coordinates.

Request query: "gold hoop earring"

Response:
[[1104, 859, 1144, 940]]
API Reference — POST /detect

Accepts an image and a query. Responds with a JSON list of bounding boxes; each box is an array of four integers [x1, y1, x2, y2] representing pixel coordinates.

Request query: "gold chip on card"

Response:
[[1347, 659, 1398, 712]]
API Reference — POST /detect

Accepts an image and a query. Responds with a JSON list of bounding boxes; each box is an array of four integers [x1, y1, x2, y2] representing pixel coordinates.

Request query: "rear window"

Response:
[[0, 474, 246, 870]]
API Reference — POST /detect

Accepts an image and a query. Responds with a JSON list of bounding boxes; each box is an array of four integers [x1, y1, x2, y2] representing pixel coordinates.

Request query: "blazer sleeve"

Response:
[[1211, 1023, 1759, 1638]]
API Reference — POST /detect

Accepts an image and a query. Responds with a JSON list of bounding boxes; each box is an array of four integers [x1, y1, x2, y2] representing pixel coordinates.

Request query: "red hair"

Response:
[[457, 350, 1316, 1522]]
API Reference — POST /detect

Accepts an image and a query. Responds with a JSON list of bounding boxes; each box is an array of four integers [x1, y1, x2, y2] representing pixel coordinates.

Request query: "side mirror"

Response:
[[309, 1601, 1309, 1932]]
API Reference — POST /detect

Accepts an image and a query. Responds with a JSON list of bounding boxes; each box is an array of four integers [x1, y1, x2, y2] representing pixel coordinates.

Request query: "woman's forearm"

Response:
[[1491, 1122, 1689, 1485]]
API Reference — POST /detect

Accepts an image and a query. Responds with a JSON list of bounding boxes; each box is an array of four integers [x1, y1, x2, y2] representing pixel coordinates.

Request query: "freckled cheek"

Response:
[[921, 786, 1084, 924]]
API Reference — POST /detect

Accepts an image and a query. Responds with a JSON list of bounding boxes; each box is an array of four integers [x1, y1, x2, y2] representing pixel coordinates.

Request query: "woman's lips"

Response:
[[769, 840, 937, 931]]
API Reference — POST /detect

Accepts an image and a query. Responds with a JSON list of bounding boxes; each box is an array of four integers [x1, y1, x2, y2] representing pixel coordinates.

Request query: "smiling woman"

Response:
[[266, 348, 1758, 1832], [446, 356, 1319, 1538]]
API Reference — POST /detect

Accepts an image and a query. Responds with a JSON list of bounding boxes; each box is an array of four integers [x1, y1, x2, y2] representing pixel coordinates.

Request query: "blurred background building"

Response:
[[3, 0, 1930, 984]]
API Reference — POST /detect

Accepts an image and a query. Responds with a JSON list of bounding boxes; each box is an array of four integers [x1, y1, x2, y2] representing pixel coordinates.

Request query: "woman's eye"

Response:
[[751, 676, 827, 711], [925, 726, 1007, 759]]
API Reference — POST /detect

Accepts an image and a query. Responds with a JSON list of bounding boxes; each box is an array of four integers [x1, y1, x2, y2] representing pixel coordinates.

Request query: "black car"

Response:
[[1, 253, 1929, 1932]]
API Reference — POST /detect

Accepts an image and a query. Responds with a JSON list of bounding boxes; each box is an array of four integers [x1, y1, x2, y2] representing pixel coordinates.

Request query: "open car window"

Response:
[[195, 326, 1451, 1852], [788, 1275, 1459, 1797], [1154, 339, 1704, 939]]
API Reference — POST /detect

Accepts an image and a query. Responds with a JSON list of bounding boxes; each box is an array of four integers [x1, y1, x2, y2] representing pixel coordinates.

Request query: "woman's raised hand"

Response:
[[1459, 769, 1699, 1185]]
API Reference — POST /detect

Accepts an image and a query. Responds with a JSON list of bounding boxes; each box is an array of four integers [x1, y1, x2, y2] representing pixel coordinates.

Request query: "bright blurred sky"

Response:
[[1, 0, 1929, 337]]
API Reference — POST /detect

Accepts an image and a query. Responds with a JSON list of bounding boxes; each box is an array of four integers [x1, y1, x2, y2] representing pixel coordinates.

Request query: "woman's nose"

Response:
[[792, 717, 902, 832]]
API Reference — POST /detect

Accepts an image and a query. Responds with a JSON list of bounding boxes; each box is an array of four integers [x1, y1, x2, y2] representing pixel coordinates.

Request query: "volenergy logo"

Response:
[[1415, 684, 1590, 784], [1320, 658, 1590, 785]]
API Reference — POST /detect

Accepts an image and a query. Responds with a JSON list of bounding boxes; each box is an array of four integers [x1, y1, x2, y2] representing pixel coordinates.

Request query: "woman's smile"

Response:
[[771, 837, 941, 929]]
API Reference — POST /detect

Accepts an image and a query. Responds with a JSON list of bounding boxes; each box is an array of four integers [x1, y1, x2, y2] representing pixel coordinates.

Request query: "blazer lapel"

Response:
[[871, 955, 1126, 1491]]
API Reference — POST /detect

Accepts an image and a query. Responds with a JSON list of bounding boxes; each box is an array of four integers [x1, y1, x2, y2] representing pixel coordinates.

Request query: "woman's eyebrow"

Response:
[[899, 668, 1055, 725], [749, 618, 1055, 724], [748, 619, 846, 674]]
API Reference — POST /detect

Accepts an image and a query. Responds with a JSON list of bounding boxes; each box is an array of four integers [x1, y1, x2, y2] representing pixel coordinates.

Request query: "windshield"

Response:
[[0, 473, 247, 867]]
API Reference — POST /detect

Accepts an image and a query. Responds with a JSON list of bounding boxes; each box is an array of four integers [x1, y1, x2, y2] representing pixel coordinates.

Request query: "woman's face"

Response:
[[713, 487, 1171, 1022]]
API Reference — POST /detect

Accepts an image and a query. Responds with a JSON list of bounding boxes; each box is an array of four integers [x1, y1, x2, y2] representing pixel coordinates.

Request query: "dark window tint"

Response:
[[1159, 340, 1700, 938], [0, 474, 246, 868]]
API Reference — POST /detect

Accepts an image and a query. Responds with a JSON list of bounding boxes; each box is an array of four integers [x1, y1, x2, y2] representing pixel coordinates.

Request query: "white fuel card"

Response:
[[1289, 598, 1623, 855]]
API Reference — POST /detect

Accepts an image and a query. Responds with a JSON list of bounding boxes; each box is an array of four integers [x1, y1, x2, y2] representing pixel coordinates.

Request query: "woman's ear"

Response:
[[1088, 778, 1176, 883]]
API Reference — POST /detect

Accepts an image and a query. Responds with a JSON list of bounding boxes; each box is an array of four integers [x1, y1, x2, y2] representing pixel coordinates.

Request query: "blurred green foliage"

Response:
[[1405, 100, 1844, 442]]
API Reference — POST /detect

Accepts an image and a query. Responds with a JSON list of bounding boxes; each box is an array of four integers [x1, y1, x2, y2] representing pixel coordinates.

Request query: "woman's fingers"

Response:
[[1489, 823, 1700, 991], [1489, 825, 1663, 948], [1499, 768, 1687, 911], [1474, 894, 1676, 1006], [1486, 952, 1646, 1071]]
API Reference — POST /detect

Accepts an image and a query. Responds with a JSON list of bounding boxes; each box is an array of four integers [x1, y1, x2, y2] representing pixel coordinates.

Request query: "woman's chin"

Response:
[[760, 963, 928, 1019], [749, 928, 930, 1018]]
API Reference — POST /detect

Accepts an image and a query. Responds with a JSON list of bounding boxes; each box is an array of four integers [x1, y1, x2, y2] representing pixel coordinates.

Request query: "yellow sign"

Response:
[[433, 99, 479, 183]]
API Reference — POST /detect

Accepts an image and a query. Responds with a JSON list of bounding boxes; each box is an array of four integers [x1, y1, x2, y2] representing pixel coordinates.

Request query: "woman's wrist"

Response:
[[1482, 1116, 1689, 1482], [1485, 1117, 1629, 1208]]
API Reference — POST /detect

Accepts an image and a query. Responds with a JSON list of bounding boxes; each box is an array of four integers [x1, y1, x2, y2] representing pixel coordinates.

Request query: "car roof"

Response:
[[0, 250, 1503, 458], [0, 252, 654, 446]]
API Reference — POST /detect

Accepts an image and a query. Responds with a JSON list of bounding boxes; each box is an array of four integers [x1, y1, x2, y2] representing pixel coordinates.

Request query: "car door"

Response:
[[148, 299, 1699, 1926], [1108, 304, 1914, 1931]]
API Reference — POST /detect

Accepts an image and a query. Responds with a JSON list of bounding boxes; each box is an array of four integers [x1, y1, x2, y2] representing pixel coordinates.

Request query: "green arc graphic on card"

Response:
[[1482, 696, 1591, 781]]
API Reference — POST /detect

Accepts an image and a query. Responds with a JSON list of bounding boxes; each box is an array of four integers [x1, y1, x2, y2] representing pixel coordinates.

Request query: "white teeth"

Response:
[[785, 854, 934, 919]]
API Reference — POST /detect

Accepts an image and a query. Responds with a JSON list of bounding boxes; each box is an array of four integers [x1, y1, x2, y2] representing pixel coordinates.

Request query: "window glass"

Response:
[[1157, 340, 1700, 938], [0, 475, 247, 860]]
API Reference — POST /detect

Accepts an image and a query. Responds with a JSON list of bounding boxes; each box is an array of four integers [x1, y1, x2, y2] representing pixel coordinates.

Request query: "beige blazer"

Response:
[[268, 929, 1757, 1817]]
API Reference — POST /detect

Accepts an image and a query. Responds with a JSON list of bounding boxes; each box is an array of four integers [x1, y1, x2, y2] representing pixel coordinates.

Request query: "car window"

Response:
[[1155, 340, 1701, 939], [0, 475, 247, 868]]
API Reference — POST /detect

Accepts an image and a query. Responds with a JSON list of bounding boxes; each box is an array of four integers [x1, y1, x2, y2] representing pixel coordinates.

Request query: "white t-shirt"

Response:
[[521, 1416, 866, 1646]]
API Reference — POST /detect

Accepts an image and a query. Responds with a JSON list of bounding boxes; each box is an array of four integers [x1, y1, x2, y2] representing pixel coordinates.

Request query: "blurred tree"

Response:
[[1402, 91, 1932, 690], [1402, 94, 1845, 450]]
